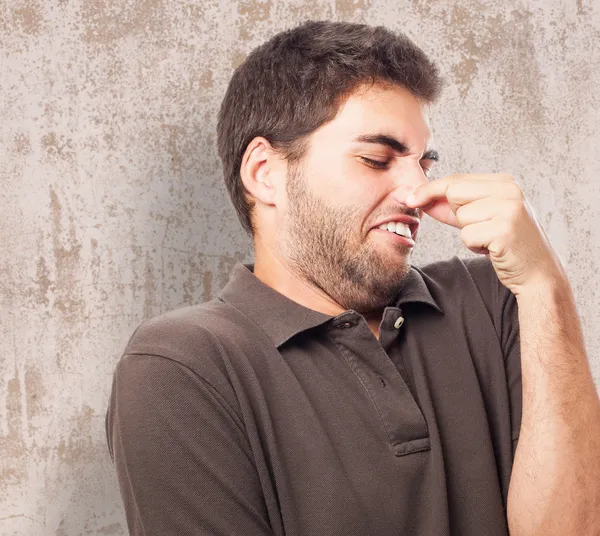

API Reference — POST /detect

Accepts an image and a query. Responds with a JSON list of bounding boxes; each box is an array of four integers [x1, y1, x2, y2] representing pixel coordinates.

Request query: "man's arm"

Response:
[[406, 172, 600, 534], [506, 277, 600, 535], [106, 353, 274, 536]]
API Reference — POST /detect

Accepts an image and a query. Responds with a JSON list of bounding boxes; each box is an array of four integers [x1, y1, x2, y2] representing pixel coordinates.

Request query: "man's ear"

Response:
[[240, 136, 280, 207]]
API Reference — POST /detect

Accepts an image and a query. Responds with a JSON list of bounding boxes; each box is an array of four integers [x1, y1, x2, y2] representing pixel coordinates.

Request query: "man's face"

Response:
[[276, 83, 438, 314]]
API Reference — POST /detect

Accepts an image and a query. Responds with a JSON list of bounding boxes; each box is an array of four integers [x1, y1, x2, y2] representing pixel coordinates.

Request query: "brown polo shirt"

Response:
[[106, 255, 522, 536]]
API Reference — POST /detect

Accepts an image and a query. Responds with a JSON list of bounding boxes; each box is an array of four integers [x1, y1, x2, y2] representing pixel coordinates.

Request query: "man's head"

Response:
[[216, 20, 443, 313]]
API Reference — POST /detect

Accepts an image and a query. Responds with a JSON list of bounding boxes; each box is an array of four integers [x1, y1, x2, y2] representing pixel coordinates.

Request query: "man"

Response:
[[106, 20, 600, 536]]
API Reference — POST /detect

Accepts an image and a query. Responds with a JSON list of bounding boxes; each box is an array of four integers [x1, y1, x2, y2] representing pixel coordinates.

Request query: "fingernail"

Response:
[[406, 193, 417, 205]]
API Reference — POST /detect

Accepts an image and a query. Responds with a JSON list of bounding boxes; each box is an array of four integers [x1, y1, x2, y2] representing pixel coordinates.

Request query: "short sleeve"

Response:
[[498, 283, 522, 457], [462, 255, 522, 457], [106, 353, 274, 536]]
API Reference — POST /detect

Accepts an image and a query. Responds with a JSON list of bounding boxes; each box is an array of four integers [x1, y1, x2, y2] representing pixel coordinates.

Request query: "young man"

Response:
[[106, 20, 600, 536]]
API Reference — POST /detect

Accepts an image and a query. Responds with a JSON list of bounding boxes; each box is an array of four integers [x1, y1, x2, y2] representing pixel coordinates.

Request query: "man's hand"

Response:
[[406, 173, 567, 296]]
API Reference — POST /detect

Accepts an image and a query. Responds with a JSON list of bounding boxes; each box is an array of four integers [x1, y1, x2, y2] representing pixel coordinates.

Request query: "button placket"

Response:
[[329, 314, 430, 456]]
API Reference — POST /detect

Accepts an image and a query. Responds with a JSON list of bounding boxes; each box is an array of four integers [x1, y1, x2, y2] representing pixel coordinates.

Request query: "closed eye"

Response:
[[359, 156, 390, 170], [360, 156, 436, 177]]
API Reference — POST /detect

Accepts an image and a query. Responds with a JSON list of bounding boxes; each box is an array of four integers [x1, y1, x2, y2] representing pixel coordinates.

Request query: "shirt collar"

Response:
[[217, 262, 443, 348]]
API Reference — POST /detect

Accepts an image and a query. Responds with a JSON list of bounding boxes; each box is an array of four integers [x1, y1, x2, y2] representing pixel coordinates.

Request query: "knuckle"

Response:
[[459, 226, 471, 243], [455, 204, 468, 224], [508, 182, 524, 200]]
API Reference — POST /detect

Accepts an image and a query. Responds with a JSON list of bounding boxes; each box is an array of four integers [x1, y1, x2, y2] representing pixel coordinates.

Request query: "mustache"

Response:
[[376, 206, 420, 220]]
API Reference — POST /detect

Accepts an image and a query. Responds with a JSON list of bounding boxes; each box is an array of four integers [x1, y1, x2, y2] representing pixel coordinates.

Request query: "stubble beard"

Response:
[[279, 164, 413, 315]]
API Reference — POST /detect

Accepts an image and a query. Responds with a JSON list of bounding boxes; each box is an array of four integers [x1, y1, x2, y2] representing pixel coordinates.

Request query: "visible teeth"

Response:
[[378, 222, 412, 238], [394, 222, 411, 238]]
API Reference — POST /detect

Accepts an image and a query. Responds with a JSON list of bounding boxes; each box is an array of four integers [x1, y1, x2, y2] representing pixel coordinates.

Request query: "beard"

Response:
[[278, 163, 414, 315]]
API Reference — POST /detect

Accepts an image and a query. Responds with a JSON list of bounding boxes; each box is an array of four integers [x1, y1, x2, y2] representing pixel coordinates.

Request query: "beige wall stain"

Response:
[[12, 1, 43, 35], [285, 2, 332, 21], [446, 5, 484, 96], [335, 0, 373, 18], [182, 257, 201, 305], [49, 186, 85, 320], [13, 133, 31, 154], [202, 270, 213, 303], [24, 367, 45, 425], [231, 50, 249, 70], [22, 242, 53, 309], [576, 0, 588, 15], [161, 124, 184, 173], [56, 406, 100, 464], [434, 4, 546, 130], [33, 255, 52, 307], [494, 9, 546, 128], [199, 69, 213, 90], [238, 0, 273, 41], [42, 132, 75, 163], [1, 368, 24, 459], [80, 0, 168, 45], [238, 0, 273, 21], [0, 367, 27, 498], [142, 250, 157, 319]]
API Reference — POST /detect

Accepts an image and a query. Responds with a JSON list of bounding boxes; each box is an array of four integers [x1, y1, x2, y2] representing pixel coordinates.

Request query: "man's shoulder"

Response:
[[414, 254, 498, 290], [414, 255, 515, 333], [108, 300, 249, 457], [414, 254, 507, 298], [117, 298, 246, 390], [124, 298, 232, 354]]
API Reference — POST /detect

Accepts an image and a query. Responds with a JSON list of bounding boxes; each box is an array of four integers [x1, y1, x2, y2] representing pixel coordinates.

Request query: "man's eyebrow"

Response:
[[352, 134, 440, 162]]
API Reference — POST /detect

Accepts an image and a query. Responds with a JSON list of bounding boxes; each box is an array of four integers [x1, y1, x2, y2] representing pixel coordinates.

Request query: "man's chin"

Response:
[[370, 246, 413, 271]]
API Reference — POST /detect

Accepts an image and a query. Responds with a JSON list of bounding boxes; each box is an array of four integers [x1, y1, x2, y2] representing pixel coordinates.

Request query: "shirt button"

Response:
[[394, 316, 405, 329], [340, 322, 352, 328]]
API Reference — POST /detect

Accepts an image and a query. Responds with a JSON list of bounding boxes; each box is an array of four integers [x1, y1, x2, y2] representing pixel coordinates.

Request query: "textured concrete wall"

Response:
[[1, 1, 599, 534]]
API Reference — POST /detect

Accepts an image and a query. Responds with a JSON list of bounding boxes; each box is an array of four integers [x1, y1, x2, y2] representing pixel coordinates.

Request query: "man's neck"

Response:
[[252, 247, 384, 340], [253, 253, 346, 317]]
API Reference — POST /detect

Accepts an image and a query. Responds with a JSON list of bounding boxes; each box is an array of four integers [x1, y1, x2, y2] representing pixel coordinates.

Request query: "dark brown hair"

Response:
[[216, 20, 444, 237]]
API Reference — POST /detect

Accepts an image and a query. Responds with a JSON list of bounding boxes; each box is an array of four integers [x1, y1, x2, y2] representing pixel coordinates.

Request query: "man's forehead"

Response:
[[307, 86, 435, 155], [333, 91, 432, 135]]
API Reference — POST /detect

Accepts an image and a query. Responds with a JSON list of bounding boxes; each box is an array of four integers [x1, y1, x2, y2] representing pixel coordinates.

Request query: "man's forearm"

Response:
[[507, 277, 600, 535]]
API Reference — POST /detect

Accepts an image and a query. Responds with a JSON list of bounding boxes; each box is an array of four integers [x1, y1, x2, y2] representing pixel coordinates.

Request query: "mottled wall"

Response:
[[1, 0, 599, 534]]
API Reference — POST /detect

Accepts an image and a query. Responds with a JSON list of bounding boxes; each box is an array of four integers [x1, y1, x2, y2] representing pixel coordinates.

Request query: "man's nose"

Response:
[[389, 165, 428, 207]]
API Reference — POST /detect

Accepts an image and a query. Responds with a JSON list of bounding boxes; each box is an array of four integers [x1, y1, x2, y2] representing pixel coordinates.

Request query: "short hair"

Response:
[[216, 20, 444, 237]]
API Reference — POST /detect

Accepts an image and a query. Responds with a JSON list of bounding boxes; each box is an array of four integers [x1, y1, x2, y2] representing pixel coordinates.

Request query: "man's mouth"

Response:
[[370, 214, 420, 240], [376, 221, 412, 238], [372, 228, 416, 248]]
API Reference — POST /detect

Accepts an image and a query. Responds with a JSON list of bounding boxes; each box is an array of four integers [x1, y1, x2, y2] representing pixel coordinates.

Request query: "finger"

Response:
[[454, 197, 516, 228], [405, 178, 450, 208], [441, 173, 515, 183], [407, 175, 519, 208], [460, 219, 510, 257]]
